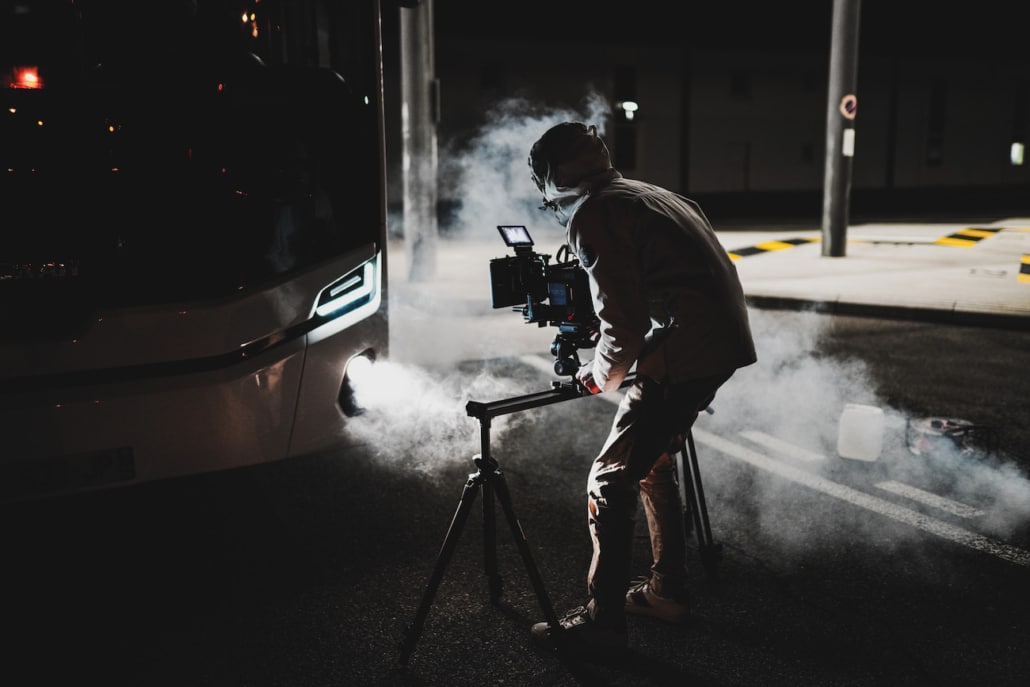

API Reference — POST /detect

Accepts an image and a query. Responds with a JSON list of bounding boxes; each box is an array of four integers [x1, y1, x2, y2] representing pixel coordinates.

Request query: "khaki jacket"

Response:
[[567, 176, 757, 392]]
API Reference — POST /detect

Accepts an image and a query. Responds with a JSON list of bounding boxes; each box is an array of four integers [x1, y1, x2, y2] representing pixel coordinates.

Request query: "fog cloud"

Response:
[[438, 92, 611, 239], [351, 92, 1030, 559]]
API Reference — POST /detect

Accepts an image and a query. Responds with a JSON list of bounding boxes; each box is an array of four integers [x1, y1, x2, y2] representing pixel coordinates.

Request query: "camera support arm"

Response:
[[466, 380, 585, 436]]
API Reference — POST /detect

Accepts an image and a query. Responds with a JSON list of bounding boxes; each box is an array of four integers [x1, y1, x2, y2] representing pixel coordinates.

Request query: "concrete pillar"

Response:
[[400, 0, 438, 280]]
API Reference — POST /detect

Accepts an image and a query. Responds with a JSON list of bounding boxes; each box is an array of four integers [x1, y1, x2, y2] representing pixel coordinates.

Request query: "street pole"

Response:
[[821, 0, 861, 257], [400, 0, 438, 281]]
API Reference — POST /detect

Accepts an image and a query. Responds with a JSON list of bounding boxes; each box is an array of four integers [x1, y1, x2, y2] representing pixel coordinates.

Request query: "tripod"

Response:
[[397, 375, 720, 665], [397, 381, 582, 665]]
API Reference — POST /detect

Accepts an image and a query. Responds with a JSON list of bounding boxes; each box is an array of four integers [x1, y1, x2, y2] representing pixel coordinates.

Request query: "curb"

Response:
[[745, 295, 1030, 331]]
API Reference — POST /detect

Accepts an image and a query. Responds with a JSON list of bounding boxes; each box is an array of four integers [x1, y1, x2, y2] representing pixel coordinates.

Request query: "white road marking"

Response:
[[874, 480, 986, 518], [740, 433, 986, 517], [693, 428, 1030, 567], [514, 357, 1029, 566], [739, 430, 826, 462]]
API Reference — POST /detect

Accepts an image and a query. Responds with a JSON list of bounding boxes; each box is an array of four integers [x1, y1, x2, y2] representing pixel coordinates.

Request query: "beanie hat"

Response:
[[529, 122, 614, 195]]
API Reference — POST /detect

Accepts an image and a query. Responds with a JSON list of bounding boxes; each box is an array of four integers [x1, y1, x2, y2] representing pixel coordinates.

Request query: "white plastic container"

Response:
[[837, 404, 885, 461]]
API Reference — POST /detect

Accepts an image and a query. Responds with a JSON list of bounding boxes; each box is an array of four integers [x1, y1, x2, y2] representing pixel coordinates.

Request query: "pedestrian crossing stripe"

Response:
[[1020, 255, 1030, 283], [934, 227, 1001, 247], [727, 237, 819, 261]]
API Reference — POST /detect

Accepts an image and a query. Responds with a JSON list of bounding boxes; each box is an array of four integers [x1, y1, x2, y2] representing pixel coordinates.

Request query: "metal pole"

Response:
[[821, 0, 862, 257], [399, 0, 438, 280]]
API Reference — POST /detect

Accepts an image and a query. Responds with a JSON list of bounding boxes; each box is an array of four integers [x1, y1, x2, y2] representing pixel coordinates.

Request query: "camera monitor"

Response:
[[497, 225, 534, 248]]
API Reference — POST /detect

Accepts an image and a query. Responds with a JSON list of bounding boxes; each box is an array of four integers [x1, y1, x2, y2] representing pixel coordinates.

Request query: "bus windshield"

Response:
[[1, 0, 385, 323]]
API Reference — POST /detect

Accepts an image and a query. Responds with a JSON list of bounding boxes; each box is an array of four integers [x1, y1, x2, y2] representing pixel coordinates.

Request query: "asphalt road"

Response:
[[4, 311, 1029, 686]]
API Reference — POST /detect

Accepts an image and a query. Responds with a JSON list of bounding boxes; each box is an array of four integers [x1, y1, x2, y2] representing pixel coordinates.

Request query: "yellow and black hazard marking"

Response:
[[726, 237, 819, 261], [1019, 254, 1030, 283], [934, 227, 1001, 247]]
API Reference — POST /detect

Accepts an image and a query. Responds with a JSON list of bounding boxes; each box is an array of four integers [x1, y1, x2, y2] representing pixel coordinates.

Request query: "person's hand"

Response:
[[576, 361, 601, 395]]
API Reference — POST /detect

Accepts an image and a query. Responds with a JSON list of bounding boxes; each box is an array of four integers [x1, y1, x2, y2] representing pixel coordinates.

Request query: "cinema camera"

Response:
[[489, 225, 599, 377]]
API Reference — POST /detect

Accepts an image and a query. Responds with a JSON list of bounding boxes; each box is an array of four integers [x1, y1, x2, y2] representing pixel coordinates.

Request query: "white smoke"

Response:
[[438, 92, 612, 239], [342, 92, 617, 480], [360, 91, 1030, 557], [705, 308, 1030, 549], [704, 309, 883, 457], [342, 359, 544, 484]]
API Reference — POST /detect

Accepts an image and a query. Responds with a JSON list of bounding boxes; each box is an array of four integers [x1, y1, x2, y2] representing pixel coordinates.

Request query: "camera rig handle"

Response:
[[550, 331, 586, 377]]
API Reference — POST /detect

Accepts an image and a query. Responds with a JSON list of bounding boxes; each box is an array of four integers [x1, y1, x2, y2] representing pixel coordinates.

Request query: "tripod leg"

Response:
[[482, 473, 503, 602], [489, 469, 561, 628], [674, 447, 702, 544], [683, 430, 722, 577], [399, 470, 483, 666]]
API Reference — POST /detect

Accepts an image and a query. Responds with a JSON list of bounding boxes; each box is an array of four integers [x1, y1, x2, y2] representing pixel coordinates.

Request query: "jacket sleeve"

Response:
[[569, 199, 651, 392]]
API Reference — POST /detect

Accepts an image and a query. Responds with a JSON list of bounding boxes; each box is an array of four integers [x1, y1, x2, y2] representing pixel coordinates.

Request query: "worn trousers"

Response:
[[586, 371, 732, 617]]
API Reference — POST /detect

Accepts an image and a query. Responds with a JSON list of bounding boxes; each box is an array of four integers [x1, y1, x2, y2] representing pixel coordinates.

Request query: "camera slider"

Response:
[[397, 373, 720, 666]]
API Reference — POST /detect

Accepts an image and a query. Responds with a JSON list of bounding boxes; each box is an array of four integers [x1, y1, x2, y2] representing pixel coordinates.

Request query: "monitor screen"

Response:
[[497, 225, 533, 247]]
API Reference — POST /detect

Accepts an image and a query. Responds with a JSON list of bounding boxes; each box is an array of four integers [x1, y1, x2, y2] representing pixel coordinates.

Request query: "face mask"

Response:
[[539, 198, 568, 226], [540, 193, 588, 227]]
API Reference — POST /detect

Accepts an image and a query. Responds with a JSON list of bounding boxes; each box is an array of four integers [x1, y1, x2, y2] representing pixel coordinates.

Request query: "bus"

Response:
[[0, 0, 392, 502]]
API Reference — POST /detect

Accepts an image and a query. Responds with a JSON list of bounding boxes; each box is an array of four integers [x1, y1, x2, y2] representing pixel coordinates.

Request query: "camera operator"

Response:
[[527, 122, 757, 657]]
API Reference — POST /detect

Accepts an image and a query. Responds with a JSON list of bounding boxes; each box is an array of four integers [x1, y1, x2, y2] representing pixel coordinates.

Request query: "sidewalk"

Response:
[[387, 217, 1030, 365], [723, 219, 1030, 329]]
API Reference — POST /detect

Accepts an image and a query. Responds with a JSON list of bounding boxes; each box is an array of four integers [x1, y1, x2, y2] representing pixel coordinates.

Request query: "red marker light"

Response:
[[6, 66, 44, 89]]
